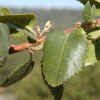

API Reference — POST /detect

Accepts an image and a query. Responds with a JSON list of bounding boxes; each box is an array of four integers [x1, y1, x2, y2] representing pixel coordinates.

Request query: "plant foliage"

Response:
[[0, 1, 100, 100]]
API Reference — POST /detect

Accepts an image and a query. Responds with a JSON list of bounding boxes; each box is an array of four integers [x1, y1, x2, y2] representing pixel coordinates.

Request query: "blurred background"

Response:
[[1, 0, 100, 100], [0, 0, 84, 29]]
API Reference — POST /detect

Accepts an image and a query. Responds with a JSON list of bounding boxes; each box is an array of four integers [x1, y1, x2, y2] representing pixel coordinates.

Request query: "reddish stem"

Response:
[[9, 36, 46, 53]]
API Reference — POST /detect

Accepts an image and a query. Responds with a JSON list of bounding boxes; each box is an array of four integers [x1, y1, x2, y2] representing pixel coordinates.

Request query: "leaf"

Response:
[[0, 14, 36, 32], [8, 23, 36, 39], [11, 32, 24, 37], [77, 0, 100, 8], [85, 40, 97, 66], [42, 28, 88, 87], [95, 0, 100, 3], [91, 5, 96, 19], [0, 23, 9, 67], [96, 9, 100, 16], [87, 30, 100, 40], [83, 1, 91, 22], [83, 2, 96, 23], [0, 51, 34, 86], [0, 8, 11, 15], [42, 68, 64, 100]]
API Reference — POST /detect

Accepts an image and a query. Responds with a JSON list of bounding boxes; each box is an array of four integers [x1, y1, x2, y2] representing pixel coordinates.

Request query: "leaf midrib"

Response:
[[56, 34, 68, 84]]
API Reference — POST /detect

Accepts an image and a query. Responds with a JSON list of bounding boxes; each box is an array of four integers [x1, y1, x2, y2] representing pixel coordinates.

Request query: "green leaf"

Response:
[[0, 51, 34, 87], [0, 23, 9, 67], [91, 5, 96, 19], [11, 32, 24, 37], [42, 28, 88, 87], [87, 30, 100, 40], [0, 14, 36, 32], [83, 2, 96, 23], [96, 9, 100, 16], [8, 23, 36, 39], [95, 0, 100, 3], [77, 0, 100, 8], [0, 8, 11, 15], [85, 40, 97, 66]]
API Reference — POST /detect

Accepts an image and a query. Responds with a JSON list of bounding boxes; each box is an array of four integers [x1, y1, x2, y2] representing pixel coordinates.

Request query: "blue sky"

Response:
[[0, 0, 83, 9]]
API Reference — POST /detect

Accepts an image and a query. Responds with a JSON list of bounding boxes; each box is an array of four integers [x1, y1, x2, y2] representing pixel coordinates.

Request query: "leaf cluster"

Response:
[[0, 8, 36, 86], [0, 1, 100, 100]]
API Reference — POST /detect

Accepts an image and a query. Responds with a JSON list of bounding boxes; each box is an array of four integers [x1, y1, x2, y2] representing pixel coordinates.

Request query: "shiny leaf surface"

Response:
[[0, 23, 9, 67], [95, 0, 100, 3], [0, 51, 34, 86], [0, 14, 36, 33], [83, 2, 95, 23], [0, 8, 11, 15], [87, 30, 100, 40], [85, 40, 97, 66], [96, 9, 100, 16], [42, 28, 88, 87]]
